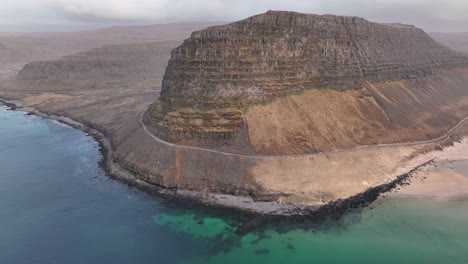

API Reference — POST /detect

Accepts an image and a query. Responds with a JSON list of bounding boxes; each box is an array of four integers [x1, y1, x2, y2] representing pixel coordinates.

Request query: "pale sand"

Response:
[[392, 138, 468, 200], [23, 93, 72, 106]]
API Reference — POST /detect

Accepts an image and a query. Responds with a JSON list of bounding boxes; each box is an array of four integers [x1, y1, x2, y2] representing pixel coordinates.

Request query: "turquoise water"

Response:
[[1, 106, 468, 264]]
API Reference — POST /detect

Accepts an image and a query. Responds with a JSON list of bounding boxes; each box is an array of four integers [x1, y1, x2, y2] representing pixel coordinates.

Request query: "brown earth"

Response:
[[245, 69, 468, 154]]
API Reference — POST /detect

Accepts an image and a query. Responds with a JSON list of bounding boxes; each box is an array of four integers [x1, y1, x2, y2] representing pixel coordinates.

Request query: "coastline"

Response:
[[0, 97, 464, 221], [0, 97, 303, 216], [390, 138, 468, 200]]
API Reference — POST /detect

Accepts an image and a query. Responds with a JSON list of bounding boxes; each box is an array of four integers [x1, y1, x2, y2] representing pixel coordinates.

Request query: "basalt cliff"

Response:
[[115, 11, 468, 207]]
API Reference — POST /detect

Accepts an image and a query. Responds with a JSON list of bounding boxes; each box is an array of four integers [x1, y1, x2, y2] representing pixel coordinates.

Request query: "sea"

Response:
[[1, 106, 467, 264]]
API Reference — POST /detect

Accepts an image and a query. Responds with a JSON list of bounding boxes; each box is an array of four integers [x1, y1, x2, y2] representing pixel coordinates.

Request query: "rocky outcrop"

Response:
[[145, 102, 244, 141], [145, 11, 468, 147]]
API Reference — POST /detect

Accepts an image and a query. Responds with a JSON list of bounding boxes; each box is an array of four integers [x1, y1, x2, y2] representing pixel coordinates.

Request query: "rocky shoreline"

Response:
[[0, 97, 445, 226], [0, 97, 299, 215]]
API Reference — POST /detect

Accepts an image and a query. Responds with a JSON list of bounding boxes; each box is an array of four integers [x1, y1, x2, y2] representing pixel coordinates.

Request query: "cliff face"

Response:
[[144, 11, 468, 148]]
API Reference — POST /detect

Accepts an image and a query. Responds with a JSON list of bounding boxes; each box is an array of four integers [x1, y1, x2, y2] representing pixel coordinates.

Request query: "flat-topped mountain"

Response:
[[144, 11, 468, 155]]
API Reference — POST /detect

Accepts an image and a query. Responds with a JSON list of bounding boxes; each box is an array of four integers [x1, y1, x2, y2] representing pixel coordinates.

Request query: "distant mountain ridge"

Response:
[[431, 32, 468, 55], [0, 22, 221, 65]]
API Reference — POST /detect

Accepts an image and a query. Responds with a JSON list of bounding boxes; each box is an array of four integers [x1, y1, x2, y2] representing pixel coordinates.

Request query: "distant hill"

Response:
[[0, 22, 222, 65], [431, 32, 468, 54], [15, 41, 180, 90]]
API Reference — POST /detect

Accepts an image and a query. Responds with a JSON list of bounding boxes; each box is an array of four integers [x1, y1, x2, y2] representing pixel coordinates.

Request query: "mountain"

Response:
[[143, 11, 468, 154], [114, 11, 468, 205]]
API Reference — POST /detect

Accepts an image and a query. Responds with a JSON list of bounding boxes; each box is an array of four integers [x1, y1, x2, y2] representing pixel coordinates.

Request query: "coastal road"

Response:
[[139, 113, 468, 160]]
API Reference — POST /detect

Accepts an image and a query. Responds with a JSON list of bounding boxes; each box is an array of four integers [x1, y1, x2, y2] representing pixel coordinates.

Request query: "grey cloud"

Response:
[[320, 0, 468, 32], [0, 0, 467, 32]]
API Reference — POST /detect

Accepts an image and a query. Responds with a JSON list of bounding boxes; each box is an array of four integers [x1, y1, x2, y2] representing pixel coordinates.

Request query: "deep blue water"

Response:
[[0, 107, 216, 264], [1, 106, 468, 264]]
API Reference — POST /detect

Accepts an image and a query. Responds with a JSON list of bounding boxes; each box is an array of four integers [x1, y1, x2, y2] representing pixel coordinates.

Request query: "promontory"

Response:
[[3, 11, 468, 213]]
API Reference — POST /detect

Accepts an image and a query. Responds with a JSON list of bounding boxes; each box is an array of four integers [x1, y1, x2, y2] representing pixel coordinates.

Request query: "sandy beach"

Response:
[[391, 138, 468, 200]]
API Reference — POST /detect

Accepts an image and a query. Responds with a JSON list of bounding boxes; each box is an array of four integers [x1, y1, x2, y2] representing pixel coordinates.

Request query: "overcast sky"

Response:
[[1, 0, 467, 32]]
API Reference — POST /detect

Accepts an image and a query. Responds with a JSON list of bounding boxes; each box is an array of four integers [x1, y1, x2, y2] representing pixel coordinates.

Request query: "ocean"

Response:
[[1, 106, 467, 264]]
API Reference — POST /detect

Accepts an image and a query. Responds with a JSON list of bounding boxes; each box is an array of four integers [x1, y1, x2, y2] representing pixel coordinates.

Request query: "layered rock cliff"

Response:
[[144, 11, 468, 153]]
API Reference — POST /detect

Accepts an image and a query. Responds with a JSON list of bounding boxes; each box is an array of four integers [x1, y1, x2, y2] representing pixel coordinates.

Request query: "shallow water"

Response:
[[1, 106, 467, 264]]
